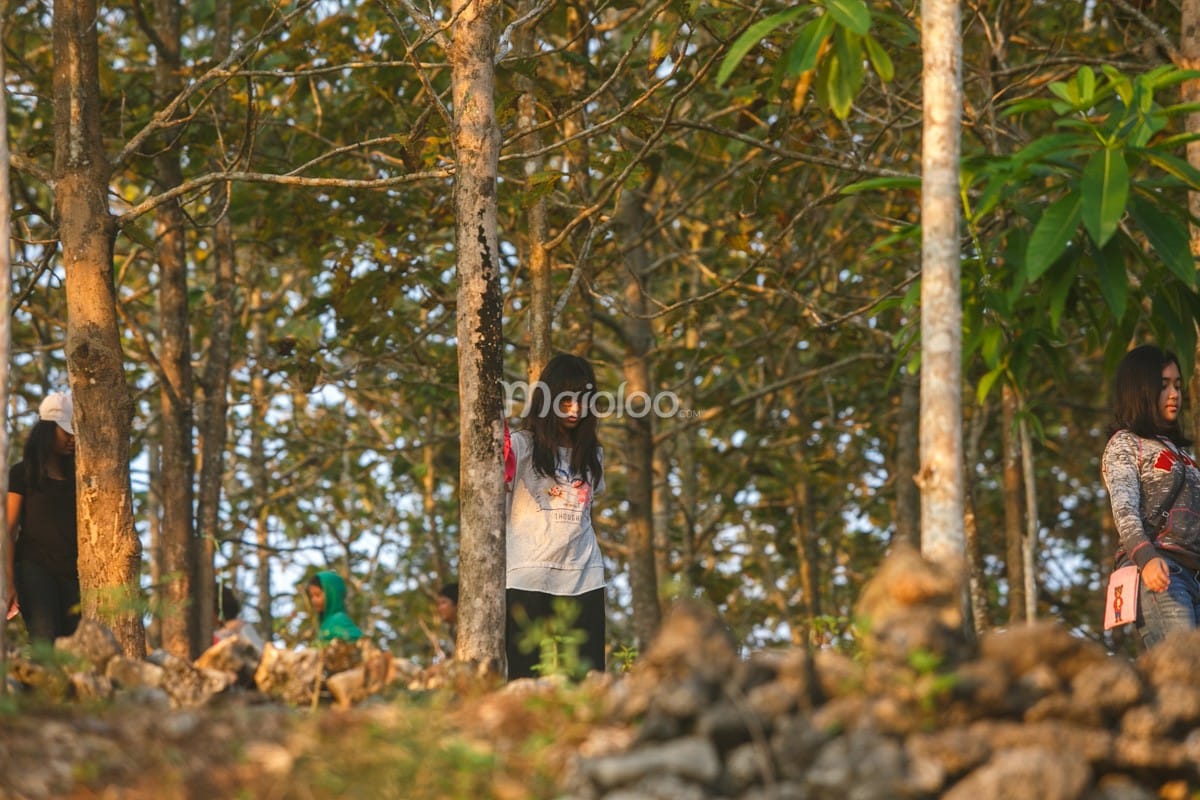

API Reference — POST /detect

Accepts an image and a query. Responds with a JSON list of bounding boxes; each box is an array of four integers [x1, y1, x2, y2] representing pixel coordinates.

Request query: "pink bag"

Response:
[[1104, 565, 1139, 630]]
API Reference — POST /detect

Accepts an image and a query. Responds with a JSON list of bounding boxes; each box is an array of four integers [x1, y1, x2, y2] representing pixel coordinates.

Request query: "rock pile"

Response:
[[563, 546, 1197, 799], [4, 625, 427, 710], [5, 544, 1200, 799]]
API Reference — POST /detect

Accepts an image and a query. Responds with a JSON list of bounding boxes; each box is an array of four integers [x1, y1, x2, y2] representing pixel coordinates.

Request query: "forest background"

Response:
[[4, 0, 1200, 669]]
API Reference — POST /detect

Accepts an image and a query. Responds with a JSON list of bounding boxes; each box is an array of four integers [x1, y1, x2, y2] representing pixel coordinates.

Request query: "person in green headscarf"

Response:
[[306, 570, 364, 643]]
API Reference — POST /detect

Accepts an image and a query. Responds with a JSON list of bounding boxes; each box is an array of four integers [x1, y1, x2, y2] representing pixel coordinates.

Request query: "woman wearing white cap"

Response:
[[4, 392, 80, 642]]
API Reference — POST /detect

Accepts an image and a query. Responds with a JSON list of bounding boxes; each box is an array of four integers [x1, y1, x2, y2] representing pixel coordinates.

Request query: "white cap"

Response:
[[38, 392, 74, 435]]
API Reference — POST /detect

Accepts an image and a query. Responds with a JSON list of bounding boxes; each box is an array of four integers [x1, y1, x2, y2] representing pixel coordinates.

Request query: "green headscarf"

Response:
[[312, 570, 364, 643]]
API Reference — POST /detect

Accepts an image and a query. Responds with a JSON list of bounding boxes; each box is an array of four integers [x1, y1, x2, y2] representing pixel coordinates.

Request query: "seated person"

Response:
[[306, 571, 363, 643], [213, 584, 265, 650], [436, 582, 458, 659]]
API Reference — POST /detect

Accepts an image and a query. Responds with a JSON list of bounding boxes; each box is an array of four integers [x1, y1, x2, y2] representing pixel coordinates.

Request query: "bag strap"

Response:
[[1149, 437, 1189, 538]]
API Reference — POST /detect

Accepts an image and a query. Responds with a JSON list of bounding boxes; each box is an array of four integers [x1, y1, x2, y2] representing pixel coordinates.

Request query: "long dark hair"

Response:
[[23, 420, 74, 492], [1110, 344, 1192, 447], [522, 353, 603, 486]]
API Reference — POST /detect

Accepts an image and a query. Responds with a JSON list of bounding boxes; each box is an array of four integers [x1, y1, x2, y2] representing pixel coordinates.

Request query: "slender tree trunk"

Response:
[[515, 13, 552, 381], [1001, 384, 1026, 623], [194, 0, 236, 656], [1182, 0, 1200, 430], [790, 477, 822, 646], [1019, 413, 1039, 620], [893, 372, 920, 549], [249, 288, 273, 635], [153, 0, 198, 658], [0, 19, 12, 680], [54, 0, 145, 655], [917, 0, 965, 570], [964, 405, 989, 634], [423, 414, 448, 582], [615, 188, 661, 649], [679, 321, 700, 589], [561, 4, 594, 354], [450, 0, 506, 674], [652, 448, 671, 590], [146, 431, 162, 648]]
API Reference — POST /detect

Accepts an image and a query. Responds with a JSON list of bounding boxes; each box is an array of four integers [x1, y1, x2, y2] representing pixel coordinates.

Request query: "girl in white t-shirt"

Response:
[[505, 354, 606, 680]]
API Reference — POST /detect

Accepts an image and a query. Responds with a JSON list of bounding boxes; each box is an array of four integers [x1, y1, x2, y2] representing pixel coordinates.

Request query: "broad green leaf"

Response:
[[826, 29, 863, 119], [1049, 81, 1076, 106], [1046, 257, 1075, 331], [1127, 196, 1196, 287], [840, 176, 921, 194], [1080, 148, 1128, 247], [1009, 132, 1094, 168], [716, 7, 807, 87], [824, 0, 871, 35], [784, 14, 835, 76], [863, 34, 893, 82], [1025, 194, 1082, 281], [821, 53, 853, 119], [979, 325, 1003, 368], [1092, 239, 1127, 318], [1134, 149, 1200, 191], [976, 366, 1004, 405], [1076, 66, 1096, 105]]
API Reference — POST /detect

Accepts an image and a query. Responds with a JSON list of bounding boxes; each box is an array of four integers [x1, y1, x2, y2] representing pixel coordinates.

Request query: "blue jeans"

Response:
[[1136, 557, 1200, 648]]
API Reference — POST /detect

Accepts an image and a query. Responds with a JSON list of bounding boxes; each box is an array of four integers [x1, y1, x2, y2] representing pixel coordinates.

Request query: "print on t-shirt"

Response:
[[531, 463, 593, 526]]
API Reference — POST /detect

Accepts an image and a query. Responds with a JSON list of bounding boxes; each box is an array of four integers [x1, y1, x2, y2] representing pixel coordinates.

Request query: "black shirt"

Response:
[[9, 460, 78, 579]]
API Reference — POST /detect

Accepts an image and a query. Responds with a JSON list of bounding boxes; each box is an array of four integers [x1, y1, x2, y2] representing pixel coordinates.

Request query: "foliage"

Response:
[[2, 0, 1195, 665]]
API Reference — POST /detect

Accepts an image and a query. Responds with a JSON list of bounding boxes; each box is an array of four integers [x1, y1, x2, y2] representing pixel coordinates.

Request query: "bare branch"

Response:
[[113, 166, 453, 226]]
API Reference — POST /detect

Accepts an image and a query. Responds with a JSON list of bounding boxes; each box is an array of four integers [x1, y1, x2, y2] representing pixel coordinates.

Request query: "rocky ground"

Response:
[[2, 546, 1199, 799]]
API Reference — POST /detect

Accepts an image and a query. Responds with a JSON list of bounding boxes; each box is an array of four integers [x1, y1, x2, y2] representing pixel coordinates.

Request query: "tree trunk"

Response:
[[917, 0, 965, 571], [54, 0, 145, 656], [422, 414, 448, 582], [1182, 0, 1200, 428], [790, 477, 822, 647], [1001, 383, 1027, 623], [615, 187, 661, 649], [1019, 413, 1039, 620], [893, 372, 920, 549], [0, 20, 12, 680], [249, 287, 274, 635], [153, 0, 198, 658], [194, 0, 237, 656], [450, 0, 506, 674], [514, 13, 552, 382], [964, 404, 989, 634]]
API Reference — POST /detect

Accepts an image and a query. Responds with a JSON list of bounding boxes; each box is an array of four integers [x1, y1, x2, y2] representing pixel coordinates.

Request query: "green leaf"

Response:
[[1076, 66, 1096, 105], [1025, 194, 1082, 281], [826, 29, 863, 120], [824, 0, 871, 35], [1134, 149, 1200, 191], [1092, 239, 1127, 318], [716, 7, 808, 87], [976, 366, 1004, 405], [1080, 148, 1128, 247], [863, 34, 894, 82], [1046, 257, 1075, 330], [840, 176, 921, 195], [1009, 132, 1094, 168], [784, 14, 835, 76], [1127, 195, 1196, 287]]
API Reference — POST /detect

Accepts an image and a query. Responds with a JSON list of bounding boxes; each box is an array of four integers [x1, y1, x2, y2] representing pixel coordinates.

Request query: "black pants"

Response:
[[15, 561, 81, 643], [506, 587, 605, 681]]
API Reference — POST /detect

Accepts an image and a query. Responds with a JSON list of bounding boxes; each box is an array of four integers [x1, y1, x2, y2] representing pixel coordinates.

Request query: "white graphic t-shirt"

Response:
[[506, 429, 606, 595]]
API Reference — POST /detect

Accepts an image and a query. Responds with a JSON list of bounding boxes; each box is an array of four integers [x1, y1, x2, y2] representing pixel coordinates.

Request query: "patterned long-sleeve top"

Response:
[[1102, 430, 1200, 570]]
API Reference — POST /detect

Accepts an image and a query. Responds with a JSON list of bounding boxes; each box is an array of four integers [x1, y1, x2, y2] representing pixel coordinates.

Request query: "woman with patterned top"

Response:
[[1103, 344, 1200, 648]]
